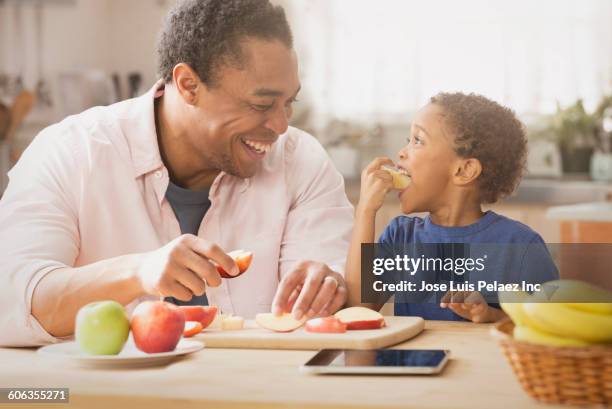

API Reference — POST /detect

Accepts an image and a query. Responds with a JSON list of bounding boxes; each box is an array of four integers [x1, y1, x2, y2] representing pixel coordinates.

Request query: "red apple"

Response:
[[183, 321, 203, 338], [305, 316, 347, 333], [215, 250, 253, 279], [334, 307, 385, 330], [179, 306, 218, 329], [131, 301, 185, 353], [255, 313, 306, 332]]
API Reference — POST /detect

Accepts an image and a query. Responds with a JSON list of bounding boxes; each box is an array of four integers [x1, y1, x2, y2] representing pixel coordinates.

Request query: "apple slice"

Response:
[[334, 307, 385, 330], [382, 165, 411, 190], [209, 313, 228, 329], [221, 315, 245, 330], [178, 306, 218, 330], [198, 306, 218, 330], [216, 250, 253, 279], [305, 316, 347, 333], [255, 313, 306, 332], [183, 321, 203, 337]]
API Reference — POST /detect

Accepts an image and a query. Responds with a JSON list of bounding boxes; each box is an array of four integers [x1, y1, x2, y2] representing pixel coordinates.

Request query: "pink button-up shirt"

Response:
[[0, 83, 354, 346]]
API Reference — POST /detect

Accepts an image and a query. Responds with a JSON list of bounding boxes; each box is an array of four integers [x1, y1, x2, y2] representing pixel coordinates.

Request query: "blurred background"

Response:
[[1, 0, 612, 243]]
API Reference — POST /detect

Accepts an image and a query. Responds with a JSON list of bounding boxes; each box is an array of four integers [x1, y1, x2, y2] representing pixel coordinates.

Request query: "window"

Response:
[[286, 0, 612, 123]]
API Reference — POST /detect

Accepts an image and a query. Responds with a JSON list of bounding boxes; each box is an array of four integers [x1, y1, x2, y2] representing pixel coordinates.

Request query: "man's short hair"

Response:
[[157, 0, 293, 86]]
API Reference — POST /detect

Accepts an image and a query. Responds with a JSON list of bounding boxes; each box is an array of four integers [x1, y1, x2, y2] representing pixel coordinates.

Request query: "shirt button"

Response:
[[155, 170, 162, 178]]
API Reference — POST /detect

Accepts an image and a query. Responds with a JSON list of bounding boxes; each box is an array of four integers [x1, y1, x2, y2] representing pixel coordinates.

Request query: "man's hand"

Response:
[[272, 261, 347, 320], [136, 234, 239, 301], [440, 291, 506, 323]]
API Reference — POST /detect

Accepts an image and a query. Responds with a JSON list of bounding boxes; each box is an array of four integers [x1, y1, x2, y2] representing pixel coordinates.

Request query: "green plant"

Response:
[[594, 95, 612, 120], [550, 99, 599, 152]]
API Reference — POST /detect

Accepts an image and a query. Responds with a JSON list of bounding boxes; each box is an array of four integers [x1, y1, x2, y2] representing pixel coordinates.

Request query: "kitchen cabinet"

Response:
[[547, 202, 612, 243]]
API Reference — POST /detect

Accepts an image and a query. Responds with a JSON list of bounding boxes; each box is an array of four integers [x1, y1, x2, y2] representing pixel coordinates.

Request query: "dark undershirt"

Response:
[[164, 180, 211, 306]]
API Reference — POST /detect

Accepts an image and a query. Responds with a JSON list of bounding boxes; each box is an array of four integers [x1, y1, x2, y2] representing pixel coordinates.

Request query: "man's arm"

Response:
[[30, 235, 238, 338], [0, 129, 236, 346]]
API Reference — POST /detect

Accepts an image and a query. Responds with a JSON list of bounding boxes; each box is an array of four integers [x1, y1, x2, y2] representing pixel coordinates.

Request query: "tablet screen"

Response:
[[305, 349, 448, 368]]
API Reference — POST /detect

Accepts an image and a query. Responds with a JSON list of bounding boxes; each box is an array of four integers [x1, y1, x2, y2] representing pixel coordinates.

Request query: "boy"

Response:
[[346, 92, 558, 322]]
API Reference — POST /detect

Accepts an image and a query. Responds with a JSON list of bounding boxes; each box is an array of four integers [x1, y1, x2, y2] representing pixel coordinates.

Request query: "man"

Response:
[[0, 0, 353, 346]]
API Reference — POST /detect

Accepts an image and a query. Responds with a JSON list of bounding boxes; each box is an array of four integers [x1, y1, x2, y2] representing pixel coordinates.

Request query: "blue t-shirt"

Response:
[[377, 211, 558, 321]]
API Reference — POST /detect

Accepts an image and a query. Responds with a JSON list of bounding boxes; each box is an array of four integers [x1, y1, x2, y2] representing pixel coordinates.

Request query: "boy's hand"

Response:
[[440, 291, 506, 323], [357, 157, 395, 214]]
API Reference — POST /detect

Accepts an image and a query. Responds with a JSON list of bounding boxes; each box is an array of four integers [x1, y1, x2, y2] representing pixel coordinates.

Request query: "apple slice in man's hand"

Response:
[[215, 250, 253, 278], [255, 312, 306, 332], [334, 306, 385, 330]]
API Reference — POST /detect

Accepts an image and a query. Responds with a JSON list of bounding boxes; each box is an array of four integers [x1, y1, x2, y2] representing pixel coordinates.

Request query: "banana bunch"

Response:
[[499, 280, 612, 347]]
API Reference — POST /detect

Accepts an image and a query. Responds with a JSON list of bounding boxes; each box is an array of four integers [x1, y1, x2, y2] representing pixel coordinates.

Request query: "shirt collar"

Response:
[[118, 79, 165, 178], [119, 80, 253, 194]]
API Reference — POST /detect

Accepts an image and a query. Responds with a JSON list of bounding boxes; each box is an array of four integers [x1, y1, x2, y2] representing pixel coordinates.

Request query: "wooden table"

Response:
[[0, 321, 567, 409]]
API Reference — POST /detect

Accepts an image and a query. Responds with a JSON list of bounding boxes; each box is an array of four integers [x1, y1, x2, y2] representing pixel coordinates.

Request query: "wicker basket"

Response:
[[491, 319, 612, 406]]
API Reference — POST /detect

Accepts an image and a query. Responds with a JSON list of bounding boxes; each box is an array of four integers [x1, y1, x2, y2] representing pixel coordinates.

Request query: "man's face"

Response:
[[184, 38, 300, 179]]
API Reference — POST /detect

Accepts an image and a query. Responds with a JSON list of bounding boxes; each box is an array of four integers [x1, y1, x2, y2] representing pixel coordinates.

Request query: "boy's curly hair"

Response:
[[157, 0, 292, 86], [430, 92, 527, 204]]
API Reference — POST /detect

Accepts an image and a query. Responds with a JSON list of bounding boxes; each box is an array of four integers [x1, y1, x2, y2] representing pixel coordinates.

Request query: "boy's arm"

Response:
[[346, 158, 395, 311], [346, 207, 383, 310]]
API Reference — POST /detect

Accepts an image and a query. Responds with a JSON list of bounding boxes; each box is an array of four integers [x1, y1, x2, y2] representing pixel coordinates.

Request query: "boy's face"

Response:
[[396, 103, 461, 214]]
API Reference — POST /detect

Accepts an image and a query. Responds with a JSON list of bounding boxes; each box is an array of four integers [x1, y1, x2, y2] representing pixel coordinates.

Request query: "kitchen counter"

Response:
[[0, 321, 566, 409], [547, 202, 612, 222]]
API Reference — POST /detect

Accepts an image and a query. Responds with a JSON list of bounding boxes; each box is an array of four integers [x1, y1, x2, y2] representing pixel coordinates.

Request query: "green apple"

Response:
[[75, 301, 130, 355]]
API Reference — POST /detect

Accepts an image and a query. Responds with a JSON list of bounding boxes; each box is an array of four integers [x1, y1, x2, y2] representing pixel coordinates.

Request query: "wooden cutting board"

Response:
[[194, 316, 424, 350]]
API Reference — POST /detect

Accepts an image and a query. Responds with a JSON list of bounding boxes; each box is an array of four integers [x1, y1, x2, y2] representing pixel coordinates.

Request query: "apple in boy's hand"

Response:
[[334, 307, 385, 330], [131, 301, 185, 353], [76, 300, 130, 355], [305, 316, 347, 333], [216, 250, 253, 278], [179, 305, 218, 329], [255, 312, 306, 332]]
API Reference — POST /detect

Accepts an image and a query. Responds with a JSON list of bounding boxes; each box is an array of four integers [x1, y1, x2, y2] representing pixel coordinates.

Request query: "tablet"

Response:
[[300, 349, 450, 375]]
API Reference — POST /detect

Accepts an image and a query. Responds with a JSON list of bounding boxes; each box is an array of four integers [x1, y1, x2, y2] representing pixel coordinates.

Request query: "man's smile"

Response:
[[240, 136, 275, 156]]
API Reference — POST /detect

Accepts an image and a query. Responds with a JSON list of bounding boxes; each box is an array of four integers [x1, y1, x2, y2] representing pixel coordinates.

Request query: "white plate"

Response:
[[38, 338, 204, 368]]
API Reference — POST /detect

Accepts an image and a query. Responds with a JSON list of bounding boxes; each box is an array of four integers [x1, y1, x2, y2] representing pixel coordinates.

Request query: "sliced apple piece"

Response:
[[255, 313, 306, 332], [305, 316, 347, 333], [215, 250, 253, 279], [183, 321, 203, 337], [178, 305, 218, 330], [334, 307, 385, 330], [198, 306, 218, 329], [221, 315, 245, 330], [209, 313, 230, 329]]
